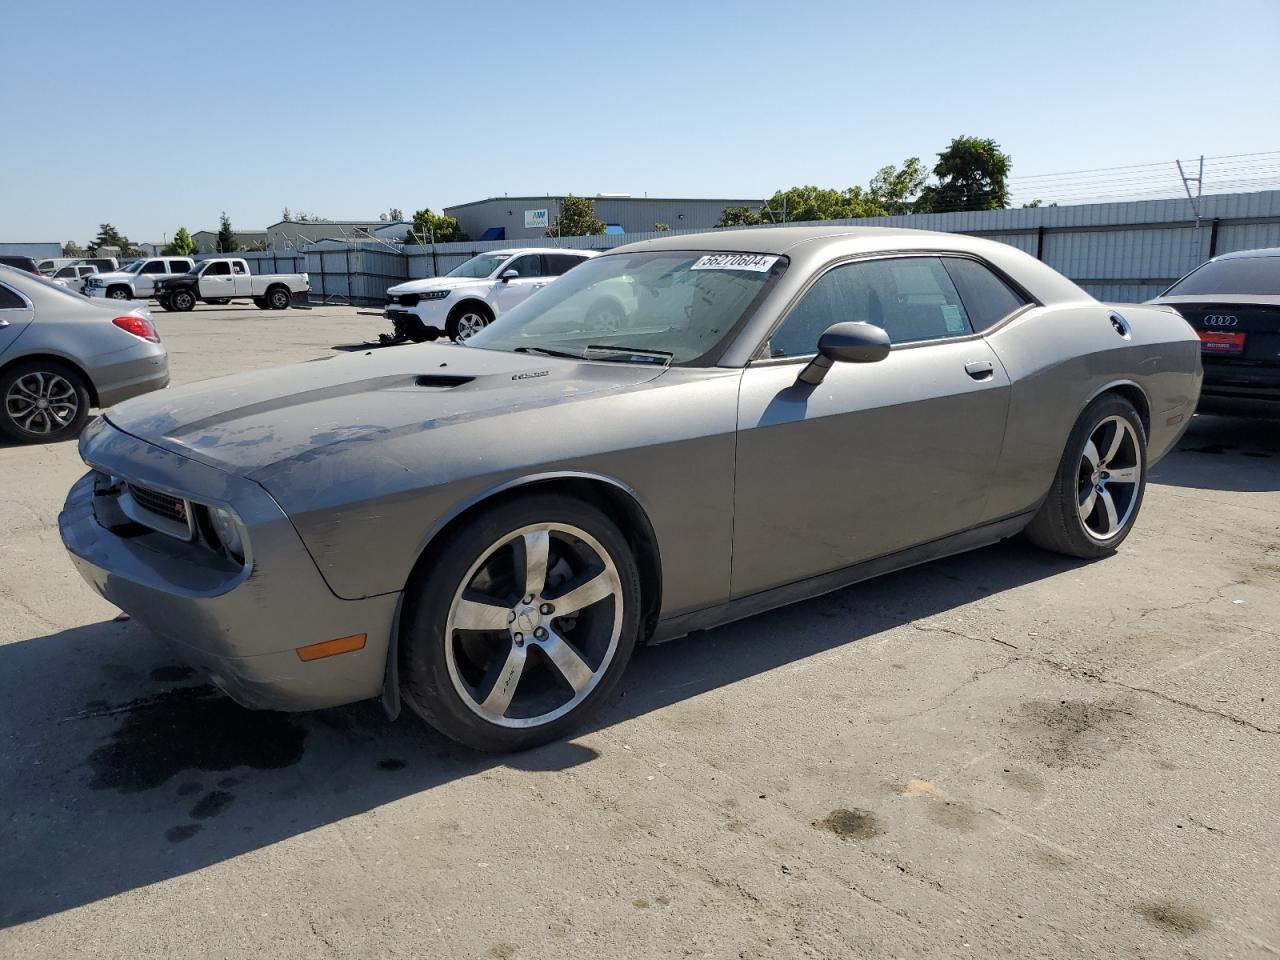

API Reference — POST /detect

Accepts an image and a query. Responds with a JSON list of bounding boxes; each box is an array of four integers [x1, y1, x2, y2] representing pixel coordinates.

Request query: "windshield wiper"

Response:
[[583, 345, 674, 365], [513, 346, 583, 360]]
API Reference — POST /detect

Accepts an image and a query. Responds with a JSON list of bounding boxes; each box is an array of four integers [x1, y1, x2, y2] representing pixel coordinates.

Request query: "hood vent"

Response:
[[414, 374, 473, 388]]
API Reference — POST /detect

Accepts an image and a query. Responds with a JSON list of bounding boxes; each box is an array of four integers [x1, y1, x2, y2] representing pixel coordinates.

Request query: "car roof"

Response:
[[1213, 246, 1280, 261], [483, 248, 597, 257], [608, 225, 954, 256]]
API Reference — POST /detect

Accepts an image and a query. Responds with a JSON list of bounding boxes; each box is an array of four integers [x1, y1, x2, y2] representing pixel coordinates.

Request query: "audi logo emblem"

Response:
[[1202, 315, 1239, 326]]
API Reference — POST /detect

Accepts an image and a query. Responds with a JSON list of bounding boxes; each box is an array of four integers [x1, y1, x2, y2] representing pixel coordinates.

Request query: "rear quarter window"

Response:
[[942, 257, 1029, 330]]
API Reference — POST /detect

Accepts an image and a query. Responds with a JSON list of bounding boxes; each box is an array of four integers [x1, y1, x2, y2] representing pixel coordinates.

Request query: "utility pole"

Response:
[[1177, 154, 1205, 267]]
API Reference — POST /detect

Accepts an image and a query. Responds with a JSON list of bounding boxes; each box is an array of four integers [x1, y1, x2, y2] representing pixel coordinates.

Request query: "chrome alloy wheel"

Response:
[[454, 311, 489, 341], [4, 371, 78, 436], [1077, 415, 1141, 541], [444, 523, 624, 728]]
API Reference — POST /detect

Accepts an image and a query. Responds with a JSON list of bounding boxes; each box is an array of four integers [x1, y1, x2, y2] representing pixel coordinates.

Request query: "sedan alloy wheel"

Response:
[[5, 371, 79, 436], [1077, 415, 1142, 541]]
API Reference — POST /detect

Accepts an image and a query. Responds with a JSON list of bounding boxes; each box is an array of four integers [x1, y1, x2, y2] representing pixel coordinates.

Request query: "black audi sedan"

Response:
[[1150, 247, 1280, 403]]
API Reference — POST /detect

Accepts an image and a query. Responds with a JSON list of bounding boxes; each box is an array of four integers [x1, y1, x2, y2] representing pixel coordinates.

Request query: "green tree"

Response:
[[916, 136, 1011, 213], [409, 207, 468, 244], [216, 212, 239, 253], [90, 223, 139, 256], [380, 208, 405, 222], [653, 222, 671, 232], [716, 206, 764, 227], [546, 196, 605, 238], [762, 185, 886, 223], [163, 227, 196, 256], [868, 158, 929, 215], [62, 240, 86, 257]]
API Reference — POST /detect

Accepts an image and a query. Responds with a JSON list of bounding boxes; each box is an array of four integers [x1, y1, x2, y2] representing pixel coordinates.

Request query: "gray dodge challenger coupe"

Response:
[[60, 227, 1202, 751]]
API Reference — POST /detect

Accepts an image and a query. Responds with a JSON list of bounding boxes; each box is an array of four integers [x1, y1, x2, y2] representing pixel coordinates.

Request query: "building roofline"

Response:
[[443, 196, 766, 212]]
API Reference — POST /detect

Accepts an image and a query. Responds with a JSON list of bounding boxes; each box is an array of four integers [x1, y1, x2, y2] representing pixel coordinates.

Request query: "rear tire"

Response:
[[1025, 393, 1147, 559], [267, 286, 291, 310], [399, 494, 641, 752], [0, 360, 91, 443]]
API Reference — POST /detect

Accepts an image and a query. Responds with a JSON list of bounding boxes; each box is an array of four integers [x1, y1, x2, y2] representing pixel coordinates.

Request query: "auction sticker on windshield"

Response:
[[690, 253, 779, 272]]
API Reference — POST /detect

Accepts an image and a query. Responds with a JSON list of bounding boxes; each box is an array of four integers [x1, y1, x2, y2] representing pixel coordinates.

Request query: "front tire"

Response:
[[399, 494, 641, 752], [170, 289, 196, 312], [0, 361, 91, 443], [106, 286, 131, 301], [446, 304, 492, 342], [1025, 393, 1147, 558]]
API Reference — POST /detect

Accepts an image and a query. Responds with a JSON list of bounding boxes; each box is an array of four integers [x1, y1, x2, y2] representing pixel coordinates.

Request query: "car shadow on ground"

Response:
[[0, 538, 1082, 928], [1150, 406, 1280, 493]]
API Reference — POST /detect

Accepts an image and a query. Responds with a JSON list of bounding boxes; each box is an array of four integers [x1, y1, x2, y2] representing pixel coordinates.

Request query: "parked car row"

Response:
[[80, 256, 310, 311]]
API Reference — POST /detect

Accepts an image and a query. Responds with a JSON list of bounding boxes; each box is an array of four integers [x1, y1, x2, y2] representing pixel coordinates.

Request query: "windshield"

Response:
[[119, 261, 144, 274], [447, 253, 511, 279], [466, 250, 787, 365], [1164, 255, 1280, 297]]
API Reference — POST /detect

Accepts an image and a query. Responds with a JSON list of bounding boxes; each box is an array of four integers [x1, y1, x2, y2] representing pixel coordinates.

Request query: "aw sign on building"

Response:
[[523, 209, 548, 230]]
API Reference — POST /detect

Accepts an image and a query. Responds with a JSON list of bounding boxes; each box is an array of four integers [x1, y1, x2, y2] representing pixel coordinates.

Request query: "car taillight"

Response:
[[112, 315, 160, 343]]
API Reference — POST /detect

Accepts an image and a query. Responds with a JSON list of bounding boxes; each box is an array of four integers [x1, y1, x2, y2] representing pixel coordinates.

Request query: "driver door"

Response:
[[491, 254, 548, 313], [200, 261, 234, 299], [731, 255, 1011, 598]]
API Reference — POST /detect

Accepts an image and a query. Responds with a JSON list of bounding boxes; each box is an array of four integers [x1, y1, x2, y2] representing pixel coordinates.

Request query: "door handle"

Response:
[[0, 318, 9, 327], [965, 360, 994, 380]]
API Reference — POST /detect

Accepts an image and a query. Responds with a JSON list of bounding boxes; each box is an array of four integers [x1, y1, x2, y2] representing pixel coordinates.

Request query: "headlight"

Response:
[[420, 289, 449, 301], [208, 505, 247, 563]]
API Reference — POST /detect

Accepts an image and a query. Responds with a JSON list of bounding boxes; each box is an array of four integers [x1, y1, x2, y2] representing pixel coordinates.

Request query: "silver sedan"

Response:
[[59, 227, 1201, 751], [0, 266, 169, 443]]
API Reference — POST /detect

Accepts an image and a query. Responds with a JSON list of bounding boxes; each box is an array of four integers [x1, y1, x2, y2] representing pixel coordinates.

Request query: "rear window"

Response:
[[1165, 256, 1280, 296]]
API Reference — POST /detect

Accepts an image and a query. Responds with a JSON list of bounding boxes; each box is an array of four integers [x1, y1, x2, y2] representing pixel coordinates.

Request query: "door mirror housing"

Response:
[[797, 322, 891, 386], [500, 269, 519, 282]]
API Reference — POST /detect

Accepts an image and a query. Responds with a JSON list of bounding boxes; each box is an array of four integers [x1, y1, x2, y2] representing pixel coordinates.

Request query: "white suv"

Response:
[[384, 248, 596, 342], [84, 257, 196, 301]]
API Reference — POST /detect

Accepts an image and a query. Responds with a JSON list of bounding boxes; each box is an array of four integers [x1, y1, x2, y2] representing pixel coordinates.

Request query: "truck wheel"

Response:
[[107, 286, 131, 300], [170, 289, 196, 312], [267, 287, 291, 310], [253, 297, 269, 310]]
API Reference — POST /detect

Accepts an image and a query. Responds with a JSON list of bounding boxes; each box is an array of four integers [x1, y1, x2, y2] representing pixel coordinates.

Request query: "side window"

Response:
[[765, 257, 973, 358], [232, 261, 247, 275], [942, 257, 1028, 331], [142, 260, 167, 274], [0, 284, 25, 309], [505, 255, 543, 278], [54, 267, 75, 278], [542, 254, 585, 276], [206, 261, 231, 276], [169, 259, 191, 273]]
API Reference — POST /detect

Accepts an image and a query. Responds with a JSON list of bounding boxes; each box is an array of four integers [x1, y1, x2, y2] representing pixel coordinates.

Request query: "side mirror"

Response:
[[797, 322, 890, 386], [501, 269, 519, 282]]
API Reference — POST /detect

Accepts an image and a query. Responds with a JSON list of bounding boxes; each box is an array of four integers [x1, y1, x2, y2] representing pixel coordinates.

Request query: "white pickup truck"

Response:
[[152, 257, 311, 311], [84, 256, 196, 300]]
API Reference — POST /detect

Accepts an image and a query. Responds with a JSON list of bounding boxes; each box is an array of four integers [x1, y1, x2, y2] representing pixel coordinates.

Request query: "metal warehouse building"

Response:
[[443, 196, 764, 242]]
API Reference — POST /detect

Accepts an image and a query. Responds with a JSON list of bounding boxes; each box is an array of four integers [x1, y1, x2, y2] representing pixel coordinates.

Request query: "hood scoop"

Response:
[[414, 374, 473, 388]]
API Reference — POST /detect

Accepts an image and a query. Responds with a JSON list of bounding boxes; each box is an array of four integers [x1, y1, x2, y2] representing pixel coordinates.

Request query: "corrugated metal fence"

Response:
[[278, 190, 1280, 305]]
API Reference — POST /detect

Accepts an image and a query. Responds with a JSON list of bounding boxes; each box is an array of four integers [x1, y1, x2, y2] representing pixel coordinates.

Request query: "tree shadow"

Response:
[[1150, 407, 1280, 493], [0, 538, 1081, 928]]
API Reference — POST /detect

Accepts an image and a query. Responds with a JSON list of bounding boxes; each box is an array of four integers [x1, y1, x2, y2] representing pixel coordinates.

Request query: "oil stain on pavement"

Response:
[[815, 808, 885, 840], [85, 684, 308, 793]]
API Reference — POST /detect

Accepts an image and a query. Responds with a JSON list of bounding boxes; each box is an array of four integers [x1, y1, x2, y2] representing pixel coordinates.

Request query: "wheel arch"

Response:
[[382, 471, 664, 719], [1083, 379, 1151, 437], [448, 298, 494, 323], [0, 351, 99, 406]]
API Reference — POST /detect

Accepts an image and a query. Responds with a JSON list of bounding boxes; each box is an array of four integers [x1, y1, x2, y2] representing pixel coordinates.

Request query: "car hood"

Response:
[[387, 277, 489, 295], [89, 271, 132, 282], [103, 344, 669, 481]]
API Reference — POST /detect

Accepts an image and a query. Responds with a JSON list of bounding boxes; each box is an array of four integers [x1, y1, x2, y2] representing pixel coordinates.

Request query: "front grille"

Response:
[[392, 293, 421, 306], [128, 483, 188, 524]]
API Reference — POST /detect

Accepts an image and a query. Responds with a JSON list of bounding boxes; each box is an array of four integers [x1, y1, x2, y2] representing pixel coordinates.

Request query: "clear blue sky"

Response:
[[3, 0, 1277, 244]]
